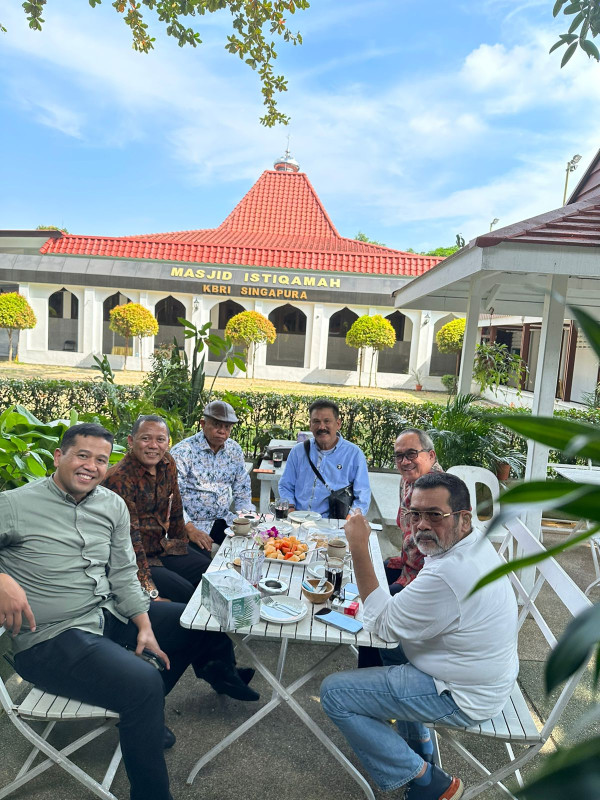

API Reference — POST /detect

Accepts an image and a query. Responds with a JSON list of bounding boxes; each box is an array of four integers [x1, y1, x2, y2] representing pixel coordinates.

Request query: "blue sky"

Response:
[[0, 0, 598, 251]]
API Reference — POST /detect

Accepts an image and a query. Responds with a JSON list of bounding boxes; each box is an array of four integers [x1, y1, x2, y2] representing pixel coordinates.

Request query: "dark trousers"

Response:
[[151, 519, 229, 603], [14, 602, 235, 800], [357, 566, 404, 669]]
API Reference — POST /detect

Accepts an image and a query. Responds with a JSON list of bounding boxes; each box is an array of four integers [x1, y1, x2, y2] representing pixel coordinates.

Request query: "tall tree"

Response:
[[0, 293, 37, 362], [11, 1, 309, 126], [435, 317, 466, 377], [109, 302, 158, 370]]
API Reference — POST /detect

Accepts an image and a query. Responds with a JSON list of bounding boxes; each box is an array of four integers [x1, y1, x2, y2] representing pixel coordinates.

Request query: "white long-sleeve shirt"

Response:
[[363, 528, 519, 721]]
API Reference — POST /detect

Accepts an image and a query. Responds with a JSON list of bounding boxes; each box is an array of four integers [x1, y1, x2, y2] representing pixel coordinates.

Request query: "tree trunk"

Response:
[[7, 329, 13, 362], [123, 336, 129, 370], [357, 348, 363, 387], [139, 336, 143, 371]]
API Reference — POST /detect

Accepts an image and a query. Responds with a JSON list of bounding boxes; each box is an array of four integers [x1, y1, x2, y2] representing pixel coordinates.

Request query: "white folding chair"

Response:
[[0, 628, 122, 799], [585, 533, 600, 596], [446, 466, 503, 541], [428, 519, 593, 799]]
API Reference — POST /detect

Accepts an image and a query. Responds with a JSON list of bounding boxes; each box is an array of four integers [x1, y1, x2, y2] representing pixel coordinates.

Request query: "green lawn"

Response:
[[0, 361, 450, 405]]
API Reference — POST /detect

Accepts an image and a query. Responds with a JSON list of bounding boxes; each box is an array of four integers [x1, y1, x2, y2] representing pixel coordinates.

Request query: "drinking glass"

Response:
[[240, 549, 265, 587], [272, 451, 284, 468], [270, 499, 289, 520]]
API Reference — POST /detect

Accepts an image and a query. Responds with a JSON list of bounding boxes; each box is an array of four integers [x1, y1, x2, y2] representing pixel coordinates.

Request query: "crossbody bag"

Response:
[[303, 439, 354, 519]]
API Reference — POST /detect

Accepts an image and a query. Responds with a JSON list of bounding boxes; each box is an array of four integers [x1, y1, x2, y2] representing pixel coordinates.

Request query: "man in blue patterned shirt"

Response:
[[171, 400, 254, 548]]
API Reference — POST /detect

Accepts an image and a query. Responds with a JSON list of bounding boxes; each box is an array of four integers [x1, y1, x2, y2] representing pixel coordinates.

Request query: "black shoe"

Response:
[[163, 726, 176, 749], [237, 666, 255, 685], [202, 660, 260, 702]]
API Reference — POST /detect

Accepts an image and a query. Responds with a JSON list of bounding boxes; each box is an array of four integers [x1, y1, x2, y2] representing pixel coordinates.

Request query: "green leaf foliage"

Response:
[[0, 292, 36, 331], [345, 315, 396, 352], [435, 318, 465, 354], [550, 0, 600, 66], [517, 737, 600, 799], [546, 604, 600, 692], [16, 0, 310, 127], [225, 311, 276, 346]]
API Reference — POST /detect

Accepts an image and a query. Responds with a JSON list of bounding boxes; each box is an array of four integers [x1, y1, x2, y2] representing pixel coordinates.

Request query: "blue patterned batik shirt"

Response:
[[170, 431, 254, 533]]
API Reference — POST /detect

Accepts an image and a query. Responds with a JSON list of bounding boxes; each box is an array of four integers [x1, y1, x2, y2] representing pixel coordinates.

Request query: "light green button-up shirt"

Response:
[[0, 477, 149, 654]]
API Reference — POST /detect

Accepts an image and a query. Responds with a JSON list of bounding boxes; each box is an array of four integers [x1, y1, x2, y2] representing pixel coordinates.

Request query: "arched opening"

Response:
[[266, 304, 307, 367], [378, 311, 412, 374], [208, 300, 245, 362], [430, 314, 461, 376], [48, 288, 79, 352], [154, 296, 186, 349], [103, 292, 132, 355], [326, 307, 358, 370]]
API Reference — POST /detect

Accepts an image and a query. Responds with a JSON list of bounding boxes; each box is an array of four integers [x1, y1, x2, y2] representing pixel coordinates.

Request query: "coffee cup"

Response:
[[327, 536, 347, 560], [232, 517, 251, 536], [226, 557, 242, 573]]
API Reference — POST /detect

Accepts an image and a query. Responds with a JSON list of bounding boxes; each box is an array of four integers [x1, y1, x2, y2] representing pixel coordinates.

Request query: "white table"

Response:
[[255, 438, 297, 512], [180, 522, 397, 800]]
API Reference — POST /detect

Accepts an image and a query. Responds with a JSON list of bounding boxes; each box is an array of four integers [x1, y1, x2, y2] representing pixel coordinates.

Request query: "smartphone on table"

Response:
[[314, 608, 363, 634]]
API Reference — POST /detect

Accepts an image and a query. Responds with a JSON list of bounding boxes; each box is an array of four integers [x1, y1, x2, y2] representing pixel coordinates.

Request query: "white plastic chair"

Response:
[[446, 466, 502, 540], [0, 627, 122, 799]]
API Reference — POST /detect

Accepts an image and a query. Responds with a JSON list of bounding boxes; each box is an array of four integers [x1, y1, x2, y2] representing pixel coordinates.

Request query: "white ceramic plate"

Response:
[[288, 511, 322, 524], [259, 595, 307, 624], [257, 521, 294, 536]]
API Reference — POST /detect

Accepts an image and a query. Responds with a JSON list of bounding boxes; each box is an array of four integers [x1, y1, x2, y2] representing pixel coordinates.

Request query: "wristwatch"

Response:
[[147, 588, 159, 600]]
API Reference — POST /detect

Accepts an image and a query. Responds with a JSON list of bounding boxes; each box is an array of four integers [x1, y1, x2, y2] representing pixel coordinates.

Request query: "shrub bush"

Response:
[[1, 377, 598, 469]]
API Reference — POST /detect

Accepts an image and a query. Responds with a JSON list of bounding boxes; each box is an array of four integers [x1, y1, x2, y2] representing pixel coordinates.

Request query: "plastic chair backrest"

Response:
[[446, 465, 500, 533]]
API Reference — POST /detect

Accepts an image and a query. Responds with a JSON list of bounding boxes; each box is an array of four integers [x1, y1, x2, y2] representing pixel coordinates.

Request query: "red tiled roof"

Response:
[[40, 170, 444, 277]]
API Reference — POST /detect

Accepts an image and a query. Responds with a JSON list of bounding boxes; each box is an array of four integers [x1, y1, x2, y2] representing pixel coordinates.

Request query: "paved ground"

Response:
[[1, 531, 598, 800]]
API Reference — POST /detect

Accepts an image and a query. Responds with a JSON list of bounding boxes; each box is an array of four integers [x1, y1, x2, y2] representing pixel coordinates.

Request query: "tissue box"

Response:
[[200, 569, 261, 631]]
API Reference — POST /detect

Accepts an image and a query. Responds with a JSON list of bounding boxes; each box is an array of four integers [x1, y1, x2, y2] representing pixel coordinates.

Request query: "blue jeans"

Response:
[[320, 652, 477, 791]]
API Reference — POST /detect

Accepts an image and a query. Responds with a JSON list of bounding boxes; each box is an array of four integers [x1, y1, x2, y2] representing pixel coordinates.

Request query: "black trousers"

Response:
[[357, 565, 404, 669], [15, 602, 235, 800], [151, 519, 229, 603]]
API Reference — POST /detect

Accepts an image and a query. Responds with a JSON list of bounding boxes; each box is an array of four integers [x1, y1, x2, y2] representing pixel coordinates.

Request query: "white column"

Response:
[[82, 289, 103, 357], [138, 292, 155, 369], [405, 310, 422, 375], [458, 277, 484, 395], [525, 275, 568, 484]]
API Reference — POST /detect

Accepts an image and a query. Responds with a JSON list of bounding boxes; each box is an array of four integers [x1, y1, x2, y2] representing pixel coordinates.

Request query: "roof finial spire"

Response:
[[274, 137, 299, 172]]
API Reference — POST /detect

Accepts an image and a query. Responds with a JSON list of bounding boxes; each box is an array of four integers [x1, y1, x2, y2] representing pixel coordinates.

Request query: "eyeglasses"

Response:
[[401, 510, 470, 525], [394, 448, 429, 462]]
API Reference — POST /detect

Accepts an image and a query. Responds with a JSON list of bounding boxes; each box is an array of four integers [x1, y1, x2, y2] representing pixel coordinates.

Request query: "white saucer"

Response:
[[288, 511, 322, 524], [260, 595, 307, 624], [257, 521, 294, 536]]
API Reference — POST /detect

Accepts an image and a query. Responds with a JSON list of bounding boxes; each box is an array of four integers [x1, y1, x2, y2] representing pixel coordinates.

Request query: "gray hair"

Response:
[[398, 427, 435, 451]]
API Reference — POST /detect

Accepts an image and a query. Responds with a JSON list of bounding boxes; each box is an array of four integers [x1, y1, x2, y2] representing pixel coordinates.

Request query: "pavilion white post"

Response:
[[524, 272, 568, 503], [457, 276, 483, 395]]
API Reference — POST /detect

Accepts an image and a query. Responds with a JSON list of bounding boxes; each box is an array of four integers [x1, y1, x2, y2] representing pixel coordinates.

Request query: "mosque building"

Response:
[[0, 152, 456, 386]]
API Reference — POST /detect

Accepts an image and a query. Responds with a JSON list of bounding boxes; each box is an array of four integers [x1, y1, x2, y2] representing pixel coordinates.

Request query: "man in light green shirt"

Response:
[[0, 423, 258, 800]]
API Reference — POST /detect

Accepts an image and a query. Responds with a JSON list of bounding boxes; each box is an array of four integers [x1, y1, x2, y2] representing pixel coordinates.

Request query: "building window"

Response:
[[266, 304, 307, 367], [48, 288, 79, 352]]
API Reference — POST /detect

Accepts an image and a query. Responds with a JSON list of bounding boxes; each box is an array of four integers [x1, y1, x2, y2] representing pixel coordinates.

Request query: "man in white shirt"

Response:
[[320, 472, 518, 800]]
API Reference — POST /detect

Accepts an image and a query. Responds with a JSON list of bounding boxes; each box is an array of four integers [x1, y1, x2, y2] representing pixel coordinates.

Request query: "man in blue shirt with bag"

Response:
[[278, 399, 370, 518]]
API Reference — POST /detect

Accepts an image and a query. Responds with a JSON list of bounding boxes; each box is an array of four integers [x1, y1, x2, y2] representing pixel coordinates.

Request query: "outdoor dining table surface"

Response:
[[179, 518, 396, 799], [180, 519, 395, 649]]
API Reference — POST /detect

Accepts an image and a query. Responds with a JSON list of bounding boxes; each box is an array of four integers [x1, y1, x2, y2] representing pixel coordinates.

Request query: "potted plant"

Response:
[[410, 368, 424, 391]]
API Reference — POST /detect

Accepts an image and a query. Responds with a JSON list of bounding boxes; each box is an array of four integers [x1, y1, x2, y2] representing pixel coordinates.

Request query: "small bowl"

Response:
[[301, 578, 334, 605]]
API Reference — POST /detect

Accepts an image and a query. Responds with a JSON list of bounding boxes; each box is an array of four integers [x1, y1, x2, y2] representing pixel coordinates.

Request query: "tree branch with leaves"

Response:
[[15, 0, 308, 126]]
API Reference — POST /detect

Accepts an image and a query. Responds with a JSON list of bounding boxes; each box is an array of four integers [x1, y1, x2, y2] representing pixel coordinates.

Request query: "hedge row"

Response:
[[2, 377, 599, 469]]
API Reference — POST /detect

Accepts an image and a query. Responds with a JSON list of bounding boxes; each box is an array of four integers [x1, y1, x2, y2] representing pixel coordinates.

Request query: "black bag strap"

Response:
[[303, 439, 331, 490]]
